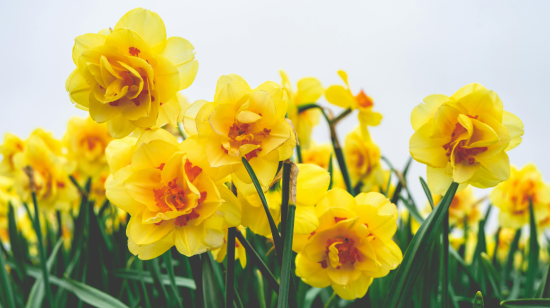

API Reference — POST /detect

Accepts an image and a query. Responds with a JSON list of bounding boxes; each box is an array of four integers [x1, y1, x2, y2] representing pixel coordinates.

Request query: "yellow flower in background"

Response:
[[344, 127, 385, 191], [294, 189, 402, 300], [325, 70, 383, 135], [491, 164, 550, 229], [183, 74, 295, 191], [105, 129, 241, 259], [301, 143, 333, 170], [12, 130, 78, 211], [238, 164, 329, 237], [64, 117, 112, 178], [211, 225, 247, 269], [66, 8, 198, 138], [429, 186, 482, 227], [280, 70, 323, 149], [0, 176, 18, 245], [409, 83, 524, 195], [0, 133, 25, 176]]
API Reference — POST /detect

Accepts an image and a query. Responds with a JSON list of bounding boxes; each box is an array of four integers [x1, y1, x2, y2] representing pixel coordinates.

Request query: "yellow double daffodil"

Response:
[[280, 70, 323, 149], [105, 128, 241, 259], [409, 83, 524, 195], [325, 70, 382, 136], [12, 130, 78, 211], [0, 133, 25, 177], [294, 188, 402, 300], [427, 186, 482, 228], [183, 74, 295, 192], [491, 163, 550, 229], [344, 127, 385, 192], [66, 8, 198, 138]]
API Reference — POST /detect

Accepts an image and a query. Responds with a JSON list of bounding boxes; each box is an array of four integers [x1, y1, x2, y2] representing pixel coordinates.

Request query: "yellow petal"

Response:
[[409, 122, 449, 168], [115, 8, 167, 48], [124, 168, 162, 211], [157, 95, 181, 127], [108, 113, 136, 138], [258, 121, 291, 157], [455, 87, 503, 122], [105, 174, 141, 215], [105, 137, 137, 173], [210, 103, 236, 136], [427, 164, 454, 195], [358, 110, 383, 127], [131, 140, 180, 171], [66, 69, 91, 109], [353, 192, 398, 242], [232, 149, 279, 187], [174, 223, 206, 257], [294, 205, 319, 235], [332, 275, 373, 301], [315, 188, 356, 217], [129, 232, 174, 260], [136, 127, 179, 147], [295, 253, 331, 288], [154, 54, 180, 105], [89, 93, 126, 123], [184, 100, 214, 137], [128, 213, 174, 245], [72, 33, 107, 65], [180, 136, 232, 181], [217, 184, 242, 227], [296, 164, 330, 208], [453, 160, 480, 184], [214, 74, 251, 105], [431, 103, 462, 138], [337, 70, 350, 87], [469, 152, 510, 189], [502, 111, 524, 151], [254, 81, 287, 119], [325, 85, 355, 109], [411, 94, 450, 130], [296, 77, 323, 104], [205, 136, 241, 168]]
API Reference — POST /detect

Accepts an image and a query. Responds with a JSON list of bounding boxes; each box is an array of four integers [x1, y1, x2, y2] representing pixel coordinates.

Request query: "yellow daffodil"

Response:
[[409, 83, 524, 195], [183, 74, 295, 191], [294, 188, 402, 300], [492, 228, 519, 264], [0, 133, 25, 177], [344, 127, 385, 191], [66, 8, 198, 138], [301, 142, 333, 170], [428, 186, 482, 227], [325, 70, 382, 135], [238, 164, 330, 237], [211, 225, 247, 268], [12, 130, 78, 211], [64, 116, 112, 178], [105, 128, 241, 259], [280, 70, 323, 149], [490, 164, 550, 229]]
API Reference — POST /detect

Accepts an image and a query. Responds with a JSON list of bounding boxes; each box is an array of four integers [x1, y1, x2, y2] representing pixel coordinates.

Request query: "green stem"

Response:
[[331, 108, 352, 126], [442, 213, 449, 308], [177, 123, 186, 140], [164, 250, 183, 308], [277, 204, 298, 308], [323, 292, 338, 308], [280, 162, 291, 242], [0, 242, 16, 308], [69, 175, 89, 198], [29, 188, 56, 308], [235, 232, 279, 294], [226, 227, 236, 308]]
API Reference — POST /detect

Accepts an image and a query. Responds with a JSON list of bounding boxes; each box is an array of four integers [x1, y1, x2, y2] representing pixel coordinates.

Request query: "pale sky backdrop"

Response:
[[2, 0, 550, 234]]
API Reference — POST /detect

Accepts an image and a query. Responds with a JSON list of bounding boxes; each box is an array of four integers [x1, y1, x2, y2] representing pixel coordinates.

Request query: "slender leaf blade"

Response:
[[202, 253, 224, 308], [419, 177, 434, 209], [526, 200, 539, 297], [500, 299, 550, 307], [277, 204, 298, 308], [480, 252, 502, 300]]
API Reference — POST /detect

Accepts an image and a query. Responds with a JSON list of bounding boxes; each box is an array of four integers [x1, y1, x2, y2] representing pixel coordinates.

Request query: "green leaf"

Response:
[[0, 240, 15, 308], [163, 251, 183, 308], [7, 203, 25, 282], [202, 253, 224, 308], [399, 196, 425, 224], [534, 264, 550, 298], [26, 239, 63, 308], [303, 288, 323, 308], [473, 291, 484, 308], [111, 269, 196, 289], [255, 270, 267, 308], [480, 252, 502, 300], [241, 157, 282, 261], [502, 229, 521, 286], [449, 247, 480, 289], [419, 177, 434, 209], [442, 214, 449, 308], [226, 227, 236, 308], [526, 200, 540, 297], [384, 182, 459, 308], [277, 204, 298, 308], [235, 232, 279, 294], [149, 258, 170, 306], [500, 299, 550, 307]]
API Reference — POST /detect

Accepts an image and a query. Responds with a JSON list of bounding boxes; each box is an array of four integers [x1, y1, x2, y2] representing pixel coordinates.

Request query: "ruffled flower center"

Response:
[[510, 179, 536, 215], [355, 90, 373, 109], [222, 119, 272, 160], [319, 237, 361, 269], [442, 115, 488, 165]]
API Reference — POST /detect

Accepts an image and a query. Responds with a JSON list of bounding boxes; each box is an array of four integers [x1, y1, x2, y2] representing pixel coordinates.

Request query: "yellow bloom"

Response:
[[280, 70, 323, 149], [294, 189, 402, 300], [183, 74, 295, 191], [64, 116, 112, 178], [0, 133, 25, 176], [409, 83, 524, 195], [301, 142, 333, 170], [344, 127, 385, 191], [211, 225, 247, 269], [66, 8, 198, 138], [12, 130, 78, 211], [429, 186, 482, 227], [105, 128, 241, 259], [238, 164, 330, 237], [325, 70, 382, 134], [491, 164, 550, 229]]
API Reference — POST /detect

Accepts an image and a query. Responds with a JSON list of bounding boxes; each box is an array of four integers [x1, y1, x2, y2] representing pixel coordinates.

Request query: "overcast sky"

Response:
[[2, 0, 550, 233]]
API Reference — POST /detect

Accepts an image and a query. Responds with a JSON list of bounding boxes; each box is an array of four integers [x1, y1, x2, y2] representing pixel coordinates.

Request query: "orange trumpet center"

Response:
[[442, 115, 488, 165]]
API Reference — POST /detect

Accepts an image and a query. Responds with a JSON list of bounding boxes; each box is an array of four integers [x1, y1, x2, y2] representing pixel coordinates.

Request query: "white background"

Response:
[[2, 0, 550, 233]]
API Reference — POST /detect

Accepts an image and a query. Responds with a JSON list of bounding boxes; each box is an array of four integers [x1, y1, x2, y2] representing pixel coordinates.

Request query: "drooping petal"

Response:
[[409, 122, 449, 168], [296, 164, 330, 208], [128, 213, 174, 245], [128, 232, 174, 260], [295, 254, 331, 288], [174, 223, 206, 257], [72, 33, 107, 65], [294, 205, 319, 235], [105, 174, 142, 215], [214, 74, 251, 105], [502, 111, 524, 151], [411, 94, 450, 130], [296, 77, 323, 104], [66, 69, 91, 109], [108, 113, 136, 138], [332, 274, 373, 301], [114, 8, 167, 49], [325, 85, 355, 109], [469, 152, 510, 189], [124, 168, 162, 210]]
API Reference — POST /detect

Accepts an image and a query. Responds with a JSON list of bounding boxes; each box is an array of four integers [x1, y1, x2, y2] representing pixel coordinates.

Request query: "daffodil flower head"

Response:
[[105, 129, 241, 259], [409, 83, 524, 195], [67, 8, 199, 138], [491, 163, 550, 229], [12, 130, 78, 211], [344, 127, 385, 190], [183, 74, 296, 190], [294, 189, 402, 300], [279, 70, 323, 149], [325, 70, 383, 135], [211, 225, 248, 269], [0, 133, 25, 177]]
